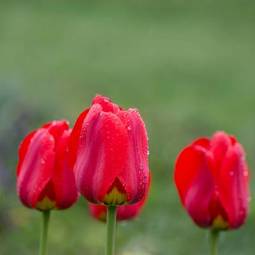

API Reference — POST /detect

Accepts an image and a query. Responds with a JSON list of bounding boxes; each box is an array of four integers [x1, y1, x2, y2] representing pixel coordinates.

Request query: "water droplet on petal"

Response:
[[243, 170, 248, 177], [229, 171, 234, 176]]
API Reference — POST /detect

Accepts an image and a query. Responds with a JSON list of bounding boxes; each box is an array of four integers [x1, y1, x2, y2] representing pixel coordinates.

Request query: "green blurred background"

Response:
[[1, 0, 255, 254]]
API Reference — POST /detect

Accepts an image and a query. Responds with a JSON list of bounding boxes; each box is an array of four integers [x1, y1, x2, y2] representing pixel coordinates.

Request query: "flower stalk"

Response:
[[210, 229, 219, 255], [39, 210, 51, 255], [106, 206, 117, 255]]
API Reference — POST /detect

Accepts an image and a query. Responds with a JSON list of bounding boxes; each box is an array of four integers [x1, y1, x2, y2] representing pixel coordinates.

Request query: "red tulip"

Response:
[[70, 95, 150, 205], [174, 131, 250, 230], [17, 120, 78, 210]]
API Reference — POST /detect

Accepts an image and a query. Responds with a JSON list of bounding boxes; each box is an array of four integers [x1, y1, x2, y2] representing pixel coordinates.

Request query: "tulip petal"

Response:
[[17, 130, 36, 175], [175, 146, 215, 227], [75, 105, 129, 203], [117, 199, 145, 220], [43, 120, 69, 142], [117, 109, 149, 203], [53, 130, 78, 209], [17, 129, 55, 208], [211, 132, 232, 171], [192, 137, 210, 149], [89, 204, 107, 221], [92, 95, 120, 113], [69, 108, 89, 168], [218, 143, 249, 228]]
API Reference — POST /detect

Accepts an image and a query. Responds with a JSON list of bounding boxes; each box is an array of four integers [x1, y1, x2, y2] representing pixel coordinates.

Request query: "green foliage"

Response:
[[1, 0, 255, 254]]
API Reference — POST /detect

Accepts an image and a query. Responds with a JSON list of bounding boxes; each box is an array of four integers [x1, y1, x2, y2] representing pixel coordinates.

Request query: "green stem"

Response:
[[106, 206, 117, 255], [39, 210, 51, 255], [210, 229, 220, 255]]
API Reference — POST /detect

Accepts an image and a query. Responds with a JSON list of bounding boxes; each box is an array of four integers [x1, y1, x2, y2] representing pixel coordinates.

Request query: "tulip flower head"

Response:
[[70, 95, 150, 206], [174, 131, 249, 230], [17, 120, 78, 211]]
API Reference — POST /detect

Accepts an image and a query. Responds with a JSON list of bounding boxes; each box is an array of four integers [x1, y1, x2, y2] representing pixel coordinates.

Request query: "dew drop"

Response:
[[41, 159, 46, 165], [229, 171, 234, 176], [243, 170, 248, 177], [127, 126, 131, 131]]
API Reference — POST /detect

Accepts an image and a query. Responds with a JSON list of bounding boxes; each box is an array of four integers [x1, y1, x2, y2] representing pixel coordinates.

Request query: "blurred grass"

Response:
[[1, 0, 255, 254]]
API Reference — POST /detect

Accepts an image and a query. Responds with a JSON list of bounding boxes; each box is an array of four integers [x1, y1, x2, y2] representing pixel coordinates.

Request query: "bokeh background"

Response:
[[1, 0, 255, 254]]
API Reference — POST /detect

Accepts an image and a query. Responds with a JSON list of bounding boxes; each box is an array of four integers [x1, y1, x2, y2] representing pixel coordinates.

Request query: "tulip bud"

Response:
[[174, 131, 250, 230], [17, 120, 78, 210], [70, 95, 150, 206]]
